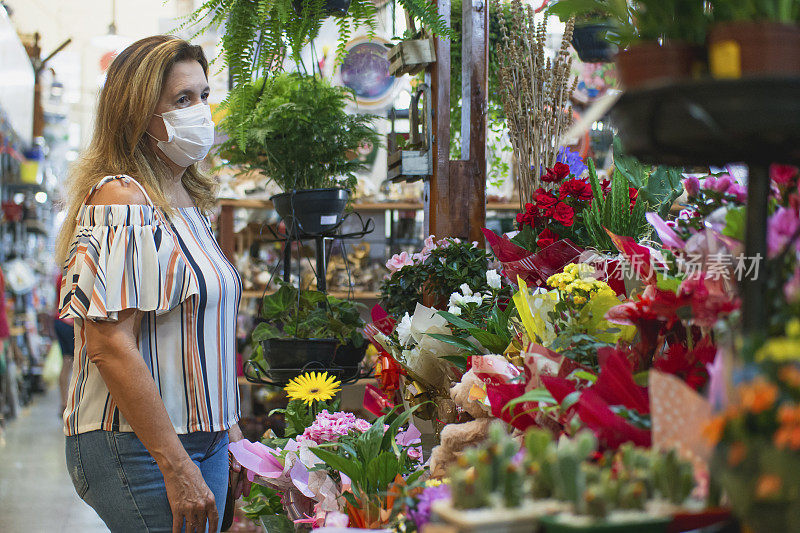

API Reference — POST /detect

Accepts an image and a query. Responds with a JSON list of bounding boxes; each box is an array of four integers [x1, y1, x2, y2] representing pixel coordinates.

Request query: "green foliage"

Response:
[[252, 282, 365, 344], [240, 484, 286, 522], [547, 0, 635, 25], [218, 73, 380, 192], [582, 158, 650, 252], [613, 138, 683, 218], [270, 397, 341, 437], [710, 0, 800, 23], [380, 239, 493, 319], [432, 302, 516, 362], [311, 407, 420, 500]]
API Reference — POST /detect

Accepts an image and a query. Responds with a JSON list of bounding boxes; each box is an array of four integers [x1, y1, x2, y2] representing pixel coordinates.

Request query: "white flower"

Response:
[[463, 294, 483, 306], [449, 291, 466, 307], [486, 269, 502, 290], [460, 283, 473, 296], [397, 312, 413, 346], [447, 305, 462, 316]]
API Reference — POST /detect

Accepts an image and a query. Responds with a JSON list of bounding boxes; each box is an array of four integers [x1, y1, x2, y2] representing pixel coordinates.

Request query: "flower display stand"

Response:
[[242, 213, 376, 387], [429, 499, 567, 533], [610, 77, 800, 335]]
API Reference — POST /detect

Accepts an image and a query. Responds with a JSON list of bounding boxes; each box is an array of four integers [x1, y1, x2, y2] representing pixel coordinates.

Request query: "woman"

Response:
[[56, 35, 250, 533]]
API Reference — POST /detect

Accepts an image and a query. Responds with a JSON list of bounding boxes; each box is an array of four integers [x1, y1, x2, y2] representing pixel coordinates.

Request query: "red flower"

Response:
[[537, 228, 558, 249], [534, 189, 558, 215], [559, 178, 593, 201], [542, 162, 571, 183], [629, 187, 638, 206], [552, 202, 575, 226], [771, 164, 799, 186]]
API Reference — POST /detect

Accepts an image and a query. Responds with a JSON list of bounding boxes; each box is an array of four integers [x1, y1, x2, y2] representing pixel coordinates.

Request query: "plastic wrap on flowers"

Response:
[[484, 228, 585, 287]]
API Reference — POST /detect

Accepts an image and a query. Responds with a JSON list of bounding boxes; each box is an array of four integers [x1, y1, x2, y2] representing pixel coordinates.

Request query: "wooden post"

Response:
[[219, 204, 235, 263], [425, 0, 488, 245], [424, 0, 452, 240]]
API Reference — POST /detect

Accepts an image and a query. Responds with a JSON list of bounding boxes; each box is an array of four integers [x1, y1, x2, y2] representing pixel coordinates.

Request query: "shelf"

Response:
[[241, 289, 380, 300], [216, 197, 520, 212]]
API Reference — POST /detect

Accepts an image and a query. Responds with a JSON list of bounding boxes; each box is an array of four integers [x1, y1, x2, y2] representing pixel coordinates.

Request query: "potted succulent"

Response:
[[251, 283, 367, 373], [218, 73, 380, 235], [546, 0, 634, 63], [707, 0, 800, 78], [612, 0, 711, 89]]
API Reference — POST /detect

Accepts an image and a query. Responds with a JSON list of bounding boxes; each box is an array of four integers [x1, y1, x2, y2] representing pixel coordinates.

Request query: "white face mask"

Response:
[[148, 103, 215, 167]]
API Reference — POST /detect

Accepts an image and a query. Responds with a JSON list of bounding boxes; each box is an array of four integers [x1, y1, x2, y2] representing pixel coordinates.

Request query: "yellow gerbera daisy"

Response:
[[284, 371, 341, 405]]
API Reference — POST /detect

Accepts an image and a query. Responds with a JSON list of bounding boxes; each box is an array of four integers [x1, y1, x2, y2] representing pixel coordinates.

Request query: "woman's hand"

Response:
[[228, 423, 252, 500], [163, 459, 218, 533]]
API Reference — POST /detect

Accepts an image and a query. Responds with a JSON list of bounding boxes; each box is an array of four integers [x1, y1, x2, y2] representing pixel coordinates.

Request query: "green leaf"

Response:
[[438, 310, 478, 331], [469, 329, 509, 354], [358, 418, 387, 464], [311, 447, 363, 486], [426, 333, 484, 356], [722, 206, 746, 240], [503, 388, 556, 413], [561, 391, 582, 411], [252, 322, 281, 342], [571, 370, 598, 383], [365, 452, 400, 493], [440, 354, 469, 372]]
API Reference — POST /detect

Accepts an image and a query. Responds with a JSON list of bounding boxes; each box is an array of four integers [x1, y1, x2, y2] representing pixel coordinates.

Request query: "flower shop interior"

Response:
[[1, 0, 799, 531]]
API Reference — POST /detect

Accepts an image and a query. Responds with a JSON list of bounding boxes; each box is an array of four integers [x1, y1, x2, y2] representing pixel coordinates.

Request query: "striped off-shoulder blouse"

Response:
[[59, 175, 241, 435]]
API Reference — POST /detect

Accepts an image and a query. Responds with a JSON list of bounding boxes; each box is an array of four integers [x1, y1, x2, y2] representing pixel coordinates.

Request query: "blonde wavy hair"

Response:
[[56, 35, 218, 263]]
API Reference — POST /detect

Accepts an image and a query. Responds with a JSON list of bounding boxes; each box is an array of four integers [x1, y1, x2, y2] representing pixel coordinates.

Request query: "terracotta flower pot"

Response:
[[708, 21, 800, 78], [616, 42, 698, 89]]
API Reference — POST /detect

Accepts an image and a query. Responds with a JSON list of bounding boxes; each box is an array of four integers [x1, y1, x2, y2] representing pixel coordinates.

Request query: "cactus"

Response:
[[651, 449, 695, 505], [552, 431, 598, 512]]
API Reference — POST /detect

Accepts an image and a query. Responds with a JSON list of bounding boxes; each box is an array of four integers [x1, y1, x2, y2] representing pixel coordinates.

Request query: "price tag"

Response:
[[320, 215, 338, 225]]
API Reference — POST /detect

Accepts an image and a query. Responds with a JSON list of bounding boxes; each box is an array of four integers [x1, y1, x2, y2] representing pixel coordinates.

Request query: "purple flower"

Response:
[[299, 410, 372, 443], [556, 146, 588, 177], [408, 484, 451, 530]]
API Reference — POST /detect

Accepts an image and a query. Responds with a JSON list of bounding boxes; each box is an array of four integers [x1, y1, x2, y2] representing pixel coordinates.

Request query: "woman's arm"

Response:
[[85, 310, 218, 533]]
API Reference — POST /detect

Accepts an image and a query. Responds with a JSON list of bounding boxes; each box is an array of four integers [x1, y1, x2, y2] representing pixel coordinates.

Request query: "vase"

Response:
[[708, 22, 800, 79], [271, 188, 349, 237]]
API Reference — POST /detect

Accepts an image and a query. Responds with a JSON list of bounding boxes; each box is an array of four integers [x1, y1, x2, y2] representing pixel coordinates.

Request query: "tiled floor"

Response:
[[0, 387, 107, 532]]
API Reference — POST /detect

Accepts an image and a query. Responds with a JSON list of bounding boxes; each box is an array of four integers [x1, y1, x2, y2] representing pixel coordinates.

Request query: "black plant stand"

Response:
[[244, 211, 376, 386], [610, 77, 800, 335]]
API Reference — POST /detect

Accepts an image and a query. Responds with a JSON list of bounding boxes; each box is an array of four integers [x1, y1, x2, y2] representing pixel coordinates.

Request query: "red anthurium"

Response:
[[605, 230, 658, 284], [577, 389, 652, 449], [593, 350, 650, 415], [487, 382, 540, 432], [541, 375, 577, 404]]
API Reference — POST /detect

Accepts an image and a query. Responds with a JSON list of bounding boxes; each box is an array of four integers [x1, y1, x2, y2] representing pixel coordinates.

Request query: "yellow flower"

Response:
[[788, 318, 800, 338], [756, 338, 800, 363], [284, 371, 341, 405], [573, 295, 587, 305]]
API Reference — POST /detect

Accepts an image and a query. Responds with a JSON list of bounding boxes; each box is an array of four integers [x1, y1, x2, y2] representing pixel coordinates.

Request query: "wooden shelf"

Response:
[[216, 197, 519, 212], [241, 289, 380, 300]]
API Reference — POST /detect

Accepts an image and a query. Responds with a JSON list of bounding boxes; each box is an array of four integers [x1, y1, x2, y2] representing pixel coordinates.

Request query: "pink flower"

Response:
[[768, 207, 800, 257], [299, 410, 373, 443], [683, 176, 700, 197], [727, 183, 747, 203], [771, 164, 799, 186], [708, 175, 732, 193], [386, 251, 414, 273], [407, 447, 423, 461], [785, 266, 800, 302]]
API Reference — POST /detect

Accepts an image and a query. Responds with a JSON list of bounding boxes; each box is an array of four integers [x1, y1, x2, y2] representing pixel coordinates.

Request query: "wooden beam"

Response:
[[461, 0, 489, 246], [424, 0, 452, 240]]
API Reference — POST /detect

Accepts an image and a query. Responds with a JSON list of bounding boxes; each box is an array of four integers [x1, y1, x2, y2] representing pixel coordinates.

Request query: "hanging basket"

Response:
[[271, 188, 349, 236], [571, 23, 617, 63], [261, 338, 339, 369]]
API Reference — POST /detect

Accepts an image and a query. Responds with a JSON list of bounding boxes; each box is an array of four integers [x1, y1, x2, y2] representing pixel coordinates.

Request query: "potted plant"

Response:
[[614, 0, 710, 88], [218, 73, 380, 235], [251, 283, 366, 372], [707, 0, 800, 78], [546, 0, 634, 63]]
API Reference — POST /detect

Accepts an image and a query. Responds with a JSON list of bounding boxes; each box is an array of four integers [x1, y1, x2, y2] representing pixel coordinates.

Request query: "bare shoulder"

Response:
[[87, 177, 148, 206]]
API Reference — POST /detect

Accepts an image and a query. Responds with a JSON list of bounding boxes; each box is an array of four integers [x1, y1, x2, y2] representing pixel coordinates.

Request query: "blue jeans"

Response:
[[66, 430, 229, 532]]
